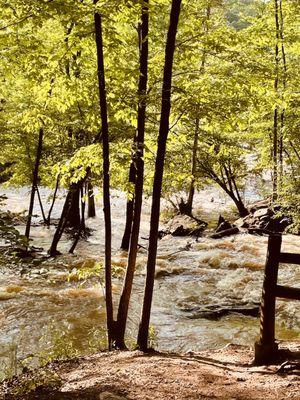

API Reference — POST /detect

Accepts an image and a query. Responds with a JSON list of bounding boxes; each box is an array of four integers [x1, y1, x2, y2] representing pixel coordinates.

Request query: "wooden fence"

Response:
[[254, 233, 300, 364]]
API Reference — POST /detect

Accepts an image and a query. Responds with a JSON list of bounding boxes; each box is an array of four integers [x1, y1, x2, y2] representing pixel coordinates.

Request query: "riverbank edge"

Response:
[[1, 341, 299, 400]]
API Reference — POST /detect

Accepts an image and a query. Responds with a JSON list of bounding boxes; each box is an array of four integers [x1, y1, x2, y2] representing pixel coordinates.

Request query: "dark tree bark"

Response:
[[94, 9, 114, 349], [278, 0, 286, 189], [36, 186, 47, 224], [115, 0, 149, 349], [272, 0, 280, 201], [87, 180, 96, 218], [25, 127, 44, 242], [137, 0, 182, 351], [48, 181, 82, 256], [120, 163, 136, 250], [184, 118, 199, 216], [69, 186, 86, 254], [65, 184, 81, 229]]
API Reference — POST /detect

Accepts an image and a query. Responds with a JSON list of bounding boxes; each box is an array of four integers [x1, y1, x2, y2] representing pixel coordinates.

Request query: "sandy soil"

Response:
[[1, 343, 300, 400]]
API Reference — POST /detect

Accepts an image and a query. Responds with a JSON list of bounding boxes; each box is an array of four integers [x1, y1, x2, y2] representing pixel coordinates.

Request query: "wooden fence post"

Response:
[[254, 233, 282, 364]]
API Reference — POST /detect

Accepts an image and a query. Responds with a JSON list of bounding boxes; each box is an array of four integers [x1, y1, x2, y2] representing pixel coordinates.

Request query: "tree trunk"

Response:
[[121, 163, 136, 250], [115, 0, 149, 349], [87, 180, 96, 218], [46, 174, 60, 225], [65, 184, 81, 229], [36, 186, 47, 224], [278, 0, 286, 190], [25, 127, 44, 242], [272, 0, 280, 201], [69, 186, 86, 254], [94, 9, 114, 349], [137, 0, 182, 351], [48, 183, 77, 256], [181, 6, 210, 216], [48, 181, 82, 256], [185, 118, 199, 216]]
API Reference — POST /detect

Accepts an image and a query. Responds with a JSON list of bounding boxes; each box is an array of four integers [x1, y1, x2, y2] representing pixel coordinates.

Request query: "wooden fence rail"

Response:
[[254, 233, 300, 365]]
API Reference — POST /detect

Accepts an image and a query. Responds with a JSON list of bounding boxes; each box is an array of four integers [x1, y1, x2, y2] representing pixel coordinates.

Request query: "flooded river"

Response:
[[0, 187, 299, 379]]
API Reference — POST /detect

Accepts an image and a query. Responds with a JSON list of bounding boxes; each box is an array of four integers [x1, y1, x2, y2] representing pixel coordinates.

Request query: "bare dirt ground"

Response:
[[1, 342, 300, 400]]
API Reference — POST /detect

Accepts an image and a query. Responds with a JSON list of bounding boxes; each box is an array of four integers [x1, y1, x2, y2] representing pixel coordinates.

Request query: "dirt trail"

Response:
[[1, 342, 300, 400]]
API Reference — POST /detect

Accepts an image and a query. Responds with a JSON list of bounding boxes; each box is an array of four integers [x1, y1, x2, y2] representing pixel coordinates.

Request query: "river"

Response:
[[0, 186, 299, 379]]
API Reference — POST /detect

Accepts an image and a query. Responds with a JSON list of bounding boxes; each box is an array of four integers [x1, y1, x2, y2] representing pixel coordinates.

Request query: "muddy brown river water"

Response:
[[0, 187, 299, 380]]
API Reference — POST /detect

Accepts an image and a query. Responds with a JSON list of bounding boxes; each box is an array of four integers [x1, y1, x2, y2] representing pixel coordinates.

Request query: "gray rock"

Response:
[[253, 208, 270, 219]]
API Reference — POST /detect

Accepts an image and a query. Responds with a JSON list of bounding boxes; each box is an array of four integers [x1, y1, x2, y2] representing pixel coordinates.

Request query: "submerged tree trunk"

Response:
[[115, 0, 149, 349], [25, 127, 44, 242], [137, 0, 182, 351], [94, 9, 114, 349], [121, 163, 136, 250]]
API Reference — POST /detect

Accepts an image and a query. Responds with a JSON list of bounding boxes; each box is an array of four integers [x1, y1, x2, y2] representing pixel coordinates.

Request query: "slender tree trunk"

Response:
[[46, 174, 60, 225], [87, 180, 96, 218], [25, 127, 44, 242], [182, 6, 210, 216], [69, 186, 86, 254], [137, 0, 182, 351], [272, 0, 280, 201], [36, 186, 47, 224], [278, 0, 286, 190], [94, 9, 114, 349], [121, 163, 136, 250], [185, 118, 199, 215], [115, 0, 149, 349]]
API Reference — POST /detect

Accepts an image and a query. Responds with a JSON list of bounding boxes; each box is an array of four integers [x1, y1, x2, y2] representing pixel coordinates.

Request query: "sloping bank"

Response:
[[1, 342, 299, 400]]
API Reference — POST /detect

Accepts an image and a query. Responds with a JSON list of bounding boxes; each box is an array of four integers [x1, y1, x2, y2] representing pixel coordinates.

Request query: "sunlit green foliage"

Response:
[[0, 0, 299, 215]]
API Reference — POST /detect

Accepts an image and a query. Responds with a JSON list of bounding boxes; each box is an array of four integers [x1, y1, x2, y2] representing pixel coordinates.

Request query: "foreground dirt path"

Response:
[[1, 343, 300, 400]]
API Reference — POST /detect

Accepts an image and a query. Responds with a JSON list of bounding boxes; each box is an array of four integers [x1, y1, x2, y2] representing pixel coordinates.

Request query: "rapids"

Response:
[[0, 186, 299, 379]]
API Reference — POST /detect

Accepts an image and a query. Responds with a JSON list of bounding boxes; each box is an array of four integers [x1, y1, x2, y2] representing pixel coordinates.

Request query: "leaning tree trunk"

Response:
[[94, 9, 114, 349], [115, 0, 149, 349], [46, 174, 60, 225], [137, 0, 182, 351], [25, 127, 44, 242]]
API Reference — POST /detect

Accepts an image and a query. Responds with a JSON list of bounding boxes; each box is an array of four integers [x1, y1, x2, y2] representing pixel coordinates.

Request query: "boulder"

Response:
[[249, 199, 270, 213], [164, 214, 207, 237], [253, 208, 272, 219]]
